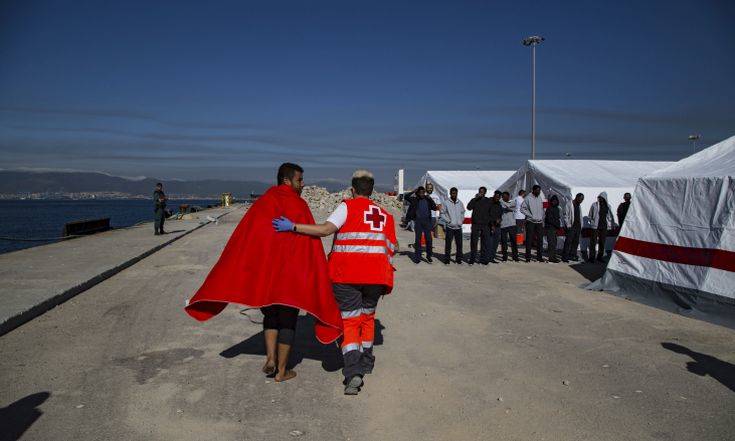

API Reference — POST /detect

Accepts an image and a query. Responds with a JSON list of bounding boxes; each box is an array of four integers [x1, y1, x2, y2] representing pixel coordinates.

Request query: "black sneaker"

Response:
[[427, 256, 433, 263]]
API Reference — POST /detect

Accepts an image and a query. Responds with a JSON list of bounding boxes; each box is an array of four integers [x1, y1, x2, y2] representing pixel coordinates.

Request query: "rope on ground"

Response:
[[240, 308, 263, 324]]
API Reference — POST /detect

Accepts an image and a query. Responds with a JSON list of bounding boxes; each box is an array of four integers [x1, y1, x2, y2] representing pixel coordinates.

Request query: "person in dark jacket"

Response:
[[406, 186, 437, 263], [617, 192, 631, 226], [467, 186, 491, 265], [488, 190, 503, 263], [544, 195, 562, 263], [153, 182, 167, 235]]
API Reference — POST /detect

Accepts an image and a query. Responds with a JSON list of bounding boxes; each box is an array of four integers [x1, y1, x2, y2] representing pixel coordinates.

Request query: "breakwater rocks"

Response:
[[301, 186, 402, 219]]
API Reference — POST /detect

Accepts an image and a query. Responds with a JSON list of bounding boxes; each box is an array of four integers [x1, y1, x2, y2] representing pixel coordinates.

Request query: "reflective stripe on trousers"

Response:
[[342, 342, 362, 354]]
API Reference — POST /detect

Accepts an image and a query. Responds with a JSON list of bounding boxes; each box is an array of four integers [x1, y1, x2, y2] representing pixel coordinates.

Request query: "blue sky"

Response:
[[1, 0, 733, 186]]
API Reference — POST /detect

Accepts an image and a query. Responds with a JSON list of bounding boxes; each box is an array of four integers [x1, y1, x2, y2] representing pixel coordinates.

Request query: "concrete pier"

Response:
[[0, 205, 240, 336], [1, 206, 733, 440]]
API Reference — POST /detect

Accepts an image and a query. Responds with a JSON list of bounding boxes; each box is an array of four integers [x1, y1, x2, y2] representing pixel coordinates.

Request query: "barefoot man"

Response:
[[185, 163, 342, 382], [273, 170, 397, 395]]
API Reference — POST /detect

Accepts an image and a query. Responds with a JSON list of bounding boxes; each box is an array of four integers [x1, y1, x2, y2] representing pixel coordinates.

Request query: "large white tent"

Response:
[[498, 159, 674, 251], [591, 135, 735, 327], [418, 170, 515, 233]]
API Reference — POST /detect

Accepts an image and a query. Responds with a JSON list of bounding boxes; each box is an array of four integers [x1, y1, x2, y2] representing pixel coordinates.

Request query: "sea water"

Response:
[[0, 199, 218, 254]]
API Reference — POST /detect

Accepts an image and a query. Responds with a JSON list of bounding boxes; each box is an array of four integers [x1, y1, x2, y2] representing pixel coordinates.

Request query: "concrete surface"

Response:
[[1, 207, 734, 441], [0, 205, 240, 336]]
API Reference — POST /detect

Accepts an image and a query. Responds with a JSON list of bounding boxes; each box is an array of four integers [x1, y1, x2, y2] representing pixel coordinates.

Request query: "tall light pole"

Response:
[[688, 134, 701, 153], [522, 35, 544, 160]]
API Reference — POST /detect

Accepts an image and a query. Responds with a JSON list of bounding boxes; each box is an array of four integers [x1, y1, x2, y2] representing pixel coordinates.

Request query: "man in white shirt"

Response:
[[514, 189, 526, 238]]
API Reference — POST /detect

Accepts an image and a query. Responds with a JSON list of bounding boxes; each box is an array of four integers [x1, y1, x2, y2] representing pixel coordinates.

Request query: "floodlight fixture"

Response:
[[522, 35, 545, 46], [688, 134, 701, 153]]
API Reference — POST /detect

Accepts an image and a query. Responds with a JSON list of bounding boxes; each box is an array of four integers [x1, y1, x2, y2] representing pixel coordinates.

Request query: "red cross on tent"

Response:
[[364, 205, 386, 231]]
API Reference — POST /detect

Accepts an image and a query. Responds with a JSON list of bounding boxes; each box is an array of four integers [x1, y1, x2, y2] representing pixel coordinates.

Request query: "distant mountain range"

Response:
[[0, 170, 350, 198]]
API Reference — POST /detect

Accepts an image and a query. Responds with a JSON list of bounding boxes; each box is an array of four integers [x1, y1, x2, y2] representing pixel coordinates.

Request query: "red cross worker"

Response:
[[272, 170, 397, 395]]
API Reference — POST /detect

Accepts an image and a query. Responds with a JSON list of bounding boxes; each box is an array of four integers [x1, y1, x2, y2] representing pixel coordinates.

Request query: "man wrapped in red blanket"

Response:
[[185, 163, 342, 382]]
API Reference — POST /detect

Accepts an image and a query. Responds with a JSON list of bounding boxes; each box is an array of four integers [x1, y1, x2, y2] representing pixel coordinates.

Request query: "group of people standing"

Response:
[[405, 183, 633, 265]]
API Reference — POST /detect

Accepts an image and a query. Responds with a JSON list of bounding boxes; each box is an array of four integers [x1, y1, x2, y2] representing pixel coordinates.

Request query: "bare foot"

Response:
[[274, 370, 297, 382], [262, 361, 276, 375]]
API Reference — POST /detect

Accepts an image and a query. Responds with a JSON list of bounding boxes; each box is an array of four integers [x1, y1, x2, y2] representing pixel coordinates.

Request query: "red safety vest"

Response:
[[328, 197, 397, 292]]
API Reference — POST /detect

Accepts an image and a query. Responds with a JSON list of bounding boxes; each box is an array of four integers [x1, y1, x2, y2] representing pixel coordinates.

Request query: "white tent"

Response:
[[498, 159, 674, 252], [419, 170, 515, 233], [592, 135, 735, 328]]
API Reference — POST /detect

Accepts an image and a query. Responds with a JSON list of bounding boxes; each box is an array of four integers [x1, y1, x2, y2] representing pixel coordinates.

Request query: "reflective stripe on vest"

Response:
[[336, 232, 387, 241], [332, 245, 389, 255]]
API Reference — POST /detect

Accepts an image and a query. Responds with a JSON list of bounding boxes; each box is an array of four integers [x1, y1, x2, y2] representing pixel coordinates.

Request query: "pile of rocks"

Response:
[[301, 185, 402, 220]]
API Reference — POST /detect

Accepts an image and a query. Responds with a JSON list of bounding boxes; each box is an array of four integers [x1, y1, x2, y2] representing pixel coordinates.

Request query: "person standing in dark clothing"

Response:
[[467, 186, 492, 265], [500, 191, 519, 262], [561, 193, 584, 262], [544, 195, 562, 263], [153, 182, 167, 235], [617, 192, 632, 226], [406, 186, 437, 263], [488, 190, 503, 263]]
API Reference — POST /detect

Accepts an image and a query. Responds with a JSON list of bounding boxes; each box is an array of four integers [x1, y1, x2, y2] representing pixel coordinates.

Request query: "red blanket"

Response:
[[185, 185, 343, 343]]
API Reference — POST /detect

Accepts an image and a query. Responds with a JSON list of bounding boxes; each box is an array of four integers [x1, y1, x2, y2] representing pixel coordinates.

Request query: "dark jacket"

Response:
[[617, 201, 630, 226], [154, 190, 167, 211], [544, 196, 561, 229], [406, 193, 437, 222], [488, 199, 503, 227], [467, 196, 492, 225]]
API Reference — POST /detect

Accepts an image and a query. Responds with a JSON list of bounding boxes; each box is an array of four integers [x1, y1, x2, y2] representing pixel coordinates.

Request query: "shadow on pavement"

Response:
[[220, 315, 385, 372], [568, 262, 606, 282], [0, 392, 51, 441], [662, 342, 735, 393]]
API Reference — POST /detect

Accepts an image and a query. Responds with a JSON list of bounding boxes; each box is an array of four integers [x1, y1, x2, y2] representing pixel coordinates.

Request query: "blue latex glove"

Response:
[[272, 216, 294, 232]]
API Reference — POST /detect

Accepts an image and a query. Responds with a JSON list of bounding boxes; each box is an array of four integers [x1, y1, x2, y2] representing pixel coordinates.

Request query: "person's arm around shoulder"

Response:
[[272, 202, 344, 237]]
